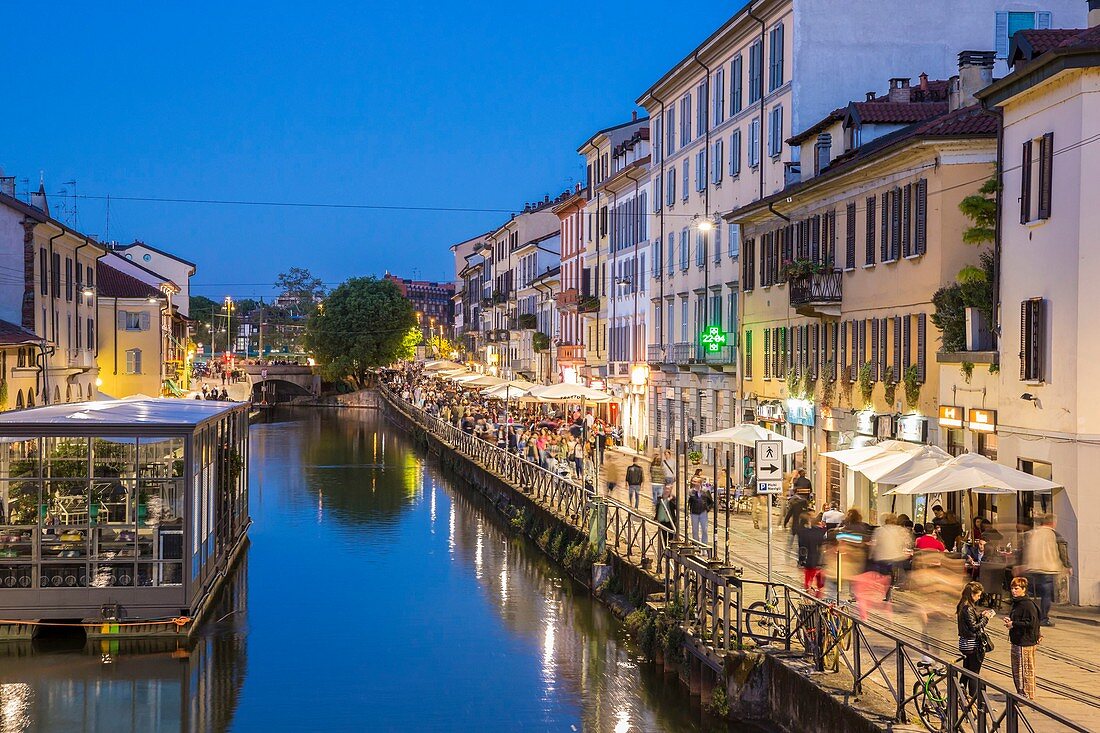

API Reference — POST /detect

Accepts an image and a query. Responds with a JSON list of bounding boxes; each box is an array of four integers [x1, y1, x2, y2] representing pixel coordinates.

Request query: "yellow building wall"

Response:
[[96, 300, 163, 398]]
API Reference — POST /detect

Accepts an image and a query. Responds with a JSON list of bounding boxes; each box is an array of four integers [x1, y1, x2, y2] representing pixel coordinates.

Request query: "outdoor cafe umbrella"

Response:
[[480, 379, 536, 398], [846, 443, 952, 485], [531, 383, 613, 402], [821, 439, 917, 468], [693, 424, 804, 454], [459, 375, 506, 388], [424, 360, 465, 372], [885, 452, 1062, 496]]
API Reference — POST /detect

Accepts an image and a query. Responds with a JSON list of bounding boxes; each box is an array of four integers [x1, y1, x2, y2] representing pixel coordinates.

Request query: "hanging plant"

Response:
[[839, 376, 853, 407], [532, 332, 550, 353], [961, 361, 974, 384], [988, 362, 1000, 374], [785, 369, 801, 398], [904, 365, 922, 407], [858, 362, 873, 405], [883, 374, 898, 408], [821, 360, 836, 405], [800, 370, 816, 400], [0, 379, 7, 410]]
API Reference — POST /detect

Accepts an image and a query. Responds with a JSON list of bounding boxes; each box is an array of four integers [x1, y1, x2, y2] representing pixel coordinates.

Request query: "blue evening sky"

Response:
[[1, 2, 738, 300]]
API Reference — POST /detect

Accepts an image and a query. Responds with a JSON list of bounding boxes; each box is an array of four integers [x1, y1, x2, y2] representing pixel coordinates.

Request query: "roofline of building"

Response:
[[577, 116, 650, 154], [725, 128, 995, 222], [636, 0, 786, 107], [977, 44, 1100, 106], [113, 241, 197, 272], [103, 251, 182, 293], [0, 191, 107, 255]]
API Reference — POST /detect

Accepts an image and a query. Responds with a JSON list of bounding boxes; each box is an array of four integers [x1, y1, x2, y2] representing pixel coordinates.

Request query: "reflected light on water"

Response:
[[429, 483, 437, 527], [474, 518, 484, 579], [614, 709, 632, 733], [499, 544, 508, 604], [448, 503, 456, 556], [0, 683, 32, 733], [542, 614, 557, 692]]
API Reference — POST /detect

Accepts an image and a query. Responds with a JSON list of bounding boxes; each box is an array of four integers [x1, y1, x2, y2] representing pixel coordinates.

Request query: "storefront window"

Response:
[[946, 428, 965, 457], [1018, 459, 1053, 527], [978, 432, 998, 461]]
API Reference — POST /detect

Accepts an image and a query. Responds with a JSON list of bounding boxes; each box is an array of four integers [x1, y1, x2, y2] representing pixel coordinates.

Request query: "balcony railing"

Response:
[[703, 345, 735, 365], [558, 344, 585, 362], [668, 342, 694, 364], [578, 296, 600, 313], [647, 344, 665, 363], [556, 288, 579, 310], [788, 271, 843, 308]]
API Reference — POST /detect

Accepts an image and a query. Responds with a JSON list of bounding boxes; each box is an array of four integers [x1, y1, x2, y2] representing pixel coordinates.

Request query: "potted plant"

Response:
[[687, 450, 703, 465]]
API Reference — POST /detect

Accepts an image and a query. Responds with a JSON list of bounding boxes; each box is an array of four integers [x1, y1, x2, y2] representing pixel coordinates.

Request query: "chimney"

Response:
[[814, 133, 832, 176], [30, 183, 48, 215], [632, 110, 638, 121], [0, 176, 14, 197], [866, 91, 877, 102], [956, 51, 996, 109], [919, 72, 929, 92], [888, 77, 912, 103], [1091, 0, 1100, 27]]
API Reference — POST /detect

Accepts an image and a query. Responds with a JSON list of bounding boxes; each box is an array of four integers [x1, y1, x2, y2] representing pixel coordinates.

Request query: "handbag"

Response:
[[981, 632, 994, 653]]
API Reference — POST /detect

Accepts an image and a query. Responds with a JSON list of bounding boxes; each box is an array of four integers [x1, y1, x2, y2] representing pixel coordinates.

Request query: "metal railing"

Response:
[[647, 344, 665, 363], [667, 342, 694, 364], [663, 548, 1090, 733], [788, 271, 842, 307], [378, 383, 705, 571]]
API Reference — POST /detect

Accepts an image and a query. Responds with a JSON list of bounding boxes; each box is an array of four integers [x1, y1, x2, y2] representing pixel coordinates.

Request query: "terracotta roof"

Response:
[[98, 263, 164, 300], [849, 101, 948, 124], [0, 319, 39, 345], [787, 107, 847, 145], [1009, 27, 1100, 67], [909, 104, 1000, 136], [1015, 29, 1083, 56]]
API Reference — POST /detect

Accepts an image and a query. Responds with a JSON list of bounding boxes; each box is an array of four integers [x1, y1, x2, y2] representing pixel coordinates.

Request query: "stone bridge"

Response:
[[243, 364, 320, 403]]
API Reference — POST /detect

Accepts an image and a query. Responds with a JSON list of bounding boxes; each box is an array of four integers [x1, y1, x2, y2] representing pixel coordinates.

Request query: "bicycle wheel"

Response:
[[744, 601, 785, 643], [829, 610, 853, 651], [911, 681, 948, 732]]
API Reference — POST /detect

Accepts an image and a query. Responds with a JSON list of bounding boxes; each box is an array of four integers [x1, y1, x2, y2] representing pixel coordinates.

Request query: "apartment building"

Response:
[[528, 266, 560, 384], [552, 187, 588, 383], [732, 58, 999, 522], [977, 13, 1100, 603], [638, 0, 1083, 455], [478, 198, 562, 376], [450, 232, 488, 350], [512, 232, 561, 381], [0, 185, 104, 409], [95, 262, 169, 398], [109, 241, 195, 317]]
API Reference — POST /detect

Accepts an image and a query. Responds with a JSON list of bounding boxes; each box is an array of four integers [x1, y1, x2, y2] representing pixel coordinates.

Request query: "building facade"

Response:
[[96, 263, 170, 399]]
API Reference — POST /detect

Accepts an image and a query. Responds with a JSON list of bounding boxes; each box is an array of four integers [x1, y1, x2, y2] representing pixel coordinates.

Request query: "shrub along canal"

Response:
[[0, 408, 769, 731]]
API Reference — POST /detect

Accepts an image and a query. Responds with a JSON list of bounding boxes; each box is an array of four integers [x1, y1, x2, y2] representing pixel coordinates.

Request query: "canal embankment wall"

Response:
[[377, 388, 896, 733]]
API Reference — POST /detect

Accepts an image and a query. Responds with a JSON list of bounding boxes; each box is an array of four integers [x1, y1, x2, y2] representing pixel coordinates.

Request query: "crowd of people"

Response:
[[387, 363, 1069, 703]]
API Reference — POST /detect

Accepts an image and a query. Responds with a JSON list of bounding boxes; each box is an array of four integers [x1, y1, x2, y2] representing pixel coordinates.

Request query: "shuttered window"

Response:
[[743, 238, 755, 290], [769, 23, 785, 92], [903, 315, 912, 369], [880, 192, 889, 262], [893, 317, 902, 381], [812, 324, 820, 378], [763, 327, 772, 379], [1020, 139, 1033, 224], [915, 178, 928, 254], [1038, 132, 1053, 220], [730, 130, 742, 177], [879, 319, 888, 382], [865, 196, 876, 266], [748, 39, 763, 104], [902, 183, 913, 257], [840, 321, 849, 381], [730, 55, 743, 115], [744, 330, 753, 378], [890, 188, 901, 261], [713, 139, 724, 185], [916, 313, 927, 382], [125, 348, 142, 375], [870, 319, 880, 382], [1020, 298, 1045, 381]]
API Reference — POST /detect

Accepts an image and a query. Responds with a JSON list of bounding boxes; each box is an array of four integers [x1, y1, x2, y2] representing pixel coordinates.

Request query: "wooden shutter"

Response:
[[902, 183, 913, 257], [916, 313, 927, 382], [892, 317, 902, 381], [880, 192, 889, 262], [810, 215, 821, 263], [743, 238, 755, 290], [774, 327, 783, 378], [890, 188, 901, 260], [858, 320, 866, 367], [1020, 140, 1033, 224], [870, 318, 880, 381], [812, 324, 820, 378], [139, 311, 151, 331], [903, 315, 912, 368], [830, 323, 838, 380], [763, 327, 771, 379], [846, 202, 856, 269], [915, 179, 928, 255], [116, 310, 128, 330], [1020, 298, 1045, 381], [866, 195, 876, 265], [841, 321, 850, 381], [828, 210, 836, 267], [744, 330, 752, 378], [1038, 132, 1053, 220]]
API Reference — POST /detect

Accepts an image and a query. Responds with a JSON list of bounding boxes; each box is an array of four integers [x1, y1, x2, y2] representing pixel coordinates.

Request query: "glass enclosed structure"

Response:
[[0, 398, 249, 624]]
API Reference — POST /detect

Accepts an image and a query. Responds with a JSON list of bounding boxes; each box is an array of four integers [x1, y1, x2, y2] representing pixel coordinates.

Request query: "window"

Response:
[[696, 231, 705, 267], [65, 257, 73, 301], [680, 93, 692, 145], [845, 202, 857, 269], [680, 229, 689, 271], [653, 173, 662, 212], [87, 318, 94, 350], [727, 290, 738, 337], [125, 348, 143, 375], [768, 105, 784, 158], [996, 11, 1051, 58], [865, 195, 876, 265], [748, 39, 763, 104], [121, 310, 149, 331], [682, 160, 690, 201], [769, 23, 785, 92], [744, 330, 752, 378], [748, 119, 760, 167], [696, 82, 707, 136], [680, 298, 688, 342], [728, 223, 740, 258], [667, 233, 675, 275], [653, 239, 663, 278], [713, 68, 725, 126], [730, 54, 743, 115], [1020, 133, 1053, 223], [1020, 298, 1045, 381], [666, 108, 676, 155], [39, 249, 47, 296], [729, 130, 741, 177], [742, 237, 755, 290], [653, 117, 663, 165], [667, 165, 676, 206], [696, 149, 706, 192], [712, 139, 724, 185]]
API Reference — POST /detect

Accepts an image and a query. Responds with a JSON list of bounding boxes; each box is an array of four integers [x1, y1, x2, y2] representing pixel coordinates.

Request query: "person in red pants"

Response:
[[798, 513, 827, 598]]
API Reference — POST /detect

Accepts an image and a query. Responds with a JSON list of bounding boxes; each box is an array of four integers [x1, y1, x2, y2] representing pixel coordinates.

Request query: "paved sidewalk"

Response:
[[600, 475, 1100, 730]]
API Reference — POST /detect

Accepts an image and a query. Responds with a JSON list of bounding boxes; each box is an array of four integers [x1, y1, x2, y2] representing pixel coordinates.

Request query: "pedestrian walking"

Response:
[[1003, 576, 1041, 700], [625, 457, 644, 510], [869, 514, 911, 601], [782, 493, 809, 550], [571, 439, 584, 480], [656, 481, 677, 532], [797, 513, 827, 598], [603, 458, 622, 497], [792, 468, 812, 501], [687, 477, 712, 547], [1022, 514, 1071, 627], [648, 452, 665, 510], [956, 581, 995, 698]]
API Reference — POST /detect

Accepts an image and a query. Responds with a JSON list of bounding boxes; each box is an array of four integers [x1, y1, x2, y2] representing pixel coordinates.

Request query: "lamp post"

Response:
[[224, 296, 234, 361]]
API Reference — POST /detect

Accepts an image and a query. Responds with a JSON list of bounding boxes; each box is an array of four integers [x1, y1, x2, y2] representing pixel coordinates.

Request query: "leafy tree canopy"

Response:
[[276, 267, 326, 315], [305, 276, 416, 383]]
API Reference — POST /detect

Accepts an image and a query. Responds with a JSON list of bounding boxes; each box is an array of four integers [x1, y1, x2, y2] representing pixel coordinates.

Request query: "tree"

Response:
[[190, 295, 219, 350], [305, 276, 417, 384], [276, 267, 326, 316]]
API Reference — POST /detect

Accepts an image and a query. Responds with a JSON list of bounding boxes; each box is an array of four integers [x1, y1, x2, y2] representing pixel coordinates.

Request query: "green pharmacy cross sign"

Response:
[[699, 326, 727, 353]]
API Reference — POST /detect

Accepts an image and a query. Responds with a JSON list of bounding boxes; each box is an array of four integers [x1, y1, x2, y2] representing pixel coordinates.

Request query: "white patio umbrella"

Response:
[[531, 383, 613, 403], [821, 439, 916, 467], [885, 452, 1062, 496], [481, 380, 535, 398], [693, 424, 804, 454], [423, 360, 465, 372], [445, 372, 480, 382], [460, 375, 506, 388], [852, 443, 952, 485]]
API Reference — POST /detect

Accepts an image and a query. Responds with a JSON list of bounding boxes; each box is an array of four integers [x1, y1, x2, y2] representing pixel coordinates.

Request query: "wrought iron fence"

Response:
[[788, 271, 842, 307]]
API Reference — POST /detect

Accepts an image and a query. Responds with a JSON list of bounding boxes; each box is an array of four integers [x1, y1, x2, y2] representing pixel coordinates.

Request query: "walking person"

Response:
[[687, 477, 712, 549], [1003, 576, 1041, 700], [1022, 514, 1071, 627], [656, 481, 677, 532], [648, 452, 665, 511], [782, 492, 809, 550], [625, 457, 644, 510], [956, 581, 996, 699], [571, 438, 584, 480], [797, 513, 827, 598], [603, 457, 622, 498]]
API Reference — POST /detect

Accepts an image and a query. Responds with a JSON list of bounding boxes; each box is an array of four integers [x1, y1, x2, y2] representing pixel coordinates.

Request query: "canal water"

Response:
[[0, 408, 764, 732]]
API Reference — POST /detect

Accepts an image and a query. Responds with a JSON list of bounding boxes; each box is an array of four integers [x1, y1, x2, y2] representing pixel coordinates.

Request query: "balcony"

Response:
[[558, 344, 585, 363], [703, 345, 736, 367], [788, 271, 843, 318], [647, 344, 666, 363], [556, 288, 580, 311], [578, 295, 600, 313], [668, 342, 695, 364]]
